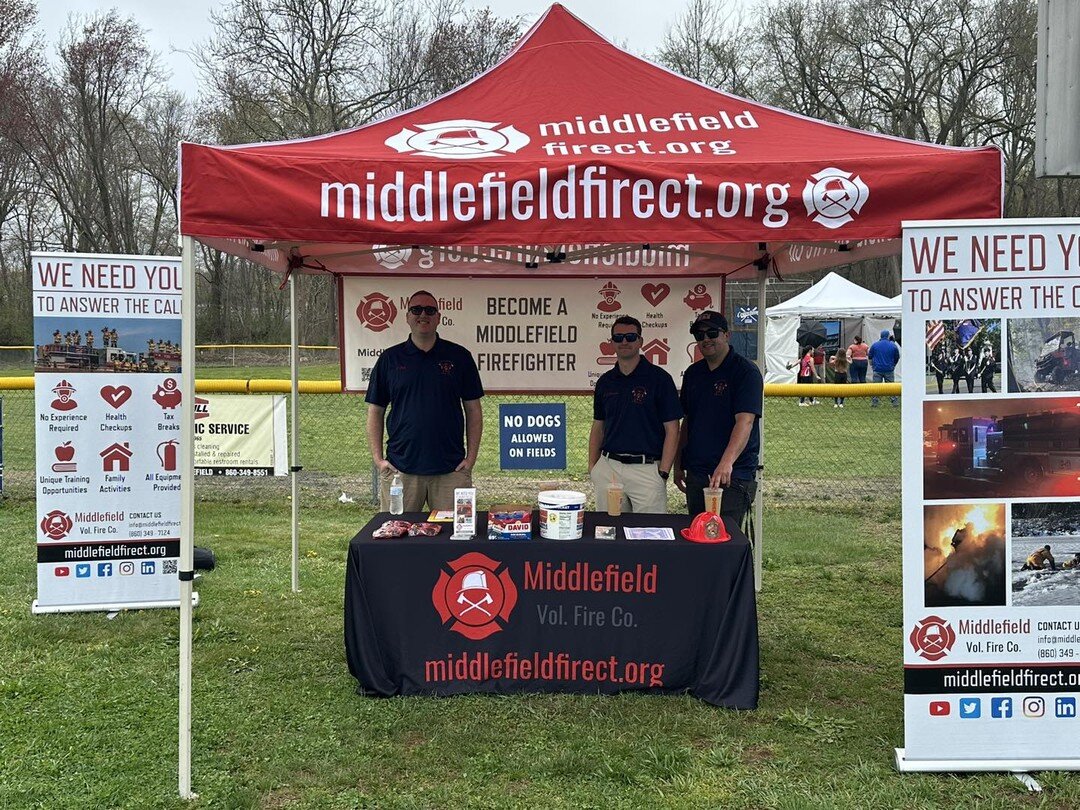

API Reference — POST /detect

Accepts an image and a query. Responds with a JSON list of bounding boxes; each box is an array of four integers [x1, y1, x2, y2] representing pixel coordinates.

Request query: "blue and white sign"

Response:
[[735, 306, 758, 325], [499, 403, 566, 470]]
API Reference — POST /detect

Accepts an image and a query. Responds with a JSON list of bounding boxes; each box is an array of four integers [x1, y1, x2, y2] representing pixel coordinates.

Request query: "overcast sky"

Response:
[[34, 0, 757, 98]]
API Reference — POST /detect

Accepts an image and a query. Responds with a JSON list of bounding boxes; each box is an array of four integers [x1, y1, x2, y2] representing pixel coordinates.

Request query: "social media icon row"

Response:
[[930, 696, 1076, 719], [54, 561, 157, 577]]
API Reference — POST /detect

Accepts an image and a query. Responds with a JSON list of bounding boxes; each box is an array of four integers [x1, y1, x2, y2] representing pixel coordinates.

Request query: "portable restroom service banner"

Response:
[[897, 220, 1080, 771], [32, 252, 184, 613]]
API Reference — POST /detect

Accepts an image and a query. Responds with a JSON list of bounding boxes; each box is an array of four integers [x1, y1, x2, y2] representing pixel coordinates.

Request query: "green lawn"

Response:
[[2, 497, 1066, 808]]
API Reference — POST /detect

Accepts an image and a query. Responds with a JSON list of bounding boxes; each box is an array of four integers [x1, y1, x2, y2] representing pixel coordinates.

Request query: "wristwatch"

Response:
[[658, 470, 670, 480]]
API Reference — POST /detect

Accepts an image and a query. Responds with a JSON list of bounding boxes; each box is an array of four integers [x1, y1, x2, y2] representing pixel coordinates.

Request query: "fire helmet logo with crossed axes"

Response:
[[432, 552, 518, 640]]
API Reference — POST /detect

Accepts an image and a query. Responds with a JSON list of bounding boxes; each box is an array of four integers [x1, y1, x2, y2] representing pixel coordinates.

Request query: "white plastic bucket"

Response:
[[538, 490, 586, 540]]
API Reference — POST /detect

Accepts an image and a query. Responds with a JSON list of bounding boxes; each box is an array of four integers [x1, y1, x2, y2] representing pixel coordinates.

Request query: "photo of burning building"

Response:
[[1012, 503, 1080, 607], [923, 397, 1080, 499], [924, 503, 1006, 607]]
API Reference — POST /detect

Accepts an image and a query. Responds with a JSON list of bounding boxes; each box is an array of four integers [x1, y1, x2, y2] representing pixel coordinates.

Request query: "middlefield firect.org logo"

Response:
[[910, 615, 957, 661], [432, 552, 518, 640], [40, 509, 74, 540], [385, 119, 530, 159]]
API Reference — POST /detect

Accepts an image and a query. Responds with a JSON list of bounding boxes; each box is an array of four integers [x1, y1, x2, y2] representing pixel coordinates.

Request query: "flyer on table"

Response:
[[32, 252, 184, 612], [900, 220, 1080, 767]]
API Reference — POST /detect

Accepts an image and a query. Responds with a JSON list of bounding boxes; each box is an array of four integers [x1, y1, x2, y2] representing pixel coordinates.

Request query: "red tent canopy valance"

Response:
[[178, 3, 1002, 277]]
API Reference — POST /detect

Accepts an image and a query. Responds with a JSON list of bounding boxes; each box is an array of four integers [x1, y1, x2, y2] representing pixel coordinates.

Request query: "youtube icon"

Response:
[[54, 566, 70, 577], [929, 700, 951, 717]]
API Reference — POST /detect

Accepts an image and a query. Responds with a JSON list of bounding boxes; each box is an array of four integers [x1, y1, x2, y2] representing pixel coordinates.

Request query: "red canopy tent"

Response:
[[173, 4, 1002, 797]]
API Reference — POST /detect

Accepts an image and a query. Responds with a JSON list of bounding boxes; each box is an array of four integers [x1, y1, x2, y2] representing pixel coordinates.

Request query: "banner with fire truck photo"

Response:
[[897, 221, 1080, 771], [31, 252, 186, 614]]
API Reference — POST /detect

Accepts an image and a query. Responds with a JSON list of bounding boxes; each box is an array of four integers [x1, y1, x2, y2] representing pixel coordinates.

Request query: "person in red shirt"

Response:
[[787, 346, 820, 405]]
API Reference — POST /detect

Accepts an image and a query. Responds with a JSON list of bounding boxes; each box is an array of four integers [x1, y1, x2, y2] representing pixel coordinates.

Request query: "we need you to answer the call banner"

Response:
[[898, 220, 1080, 770], [32, 252, 185, 614]]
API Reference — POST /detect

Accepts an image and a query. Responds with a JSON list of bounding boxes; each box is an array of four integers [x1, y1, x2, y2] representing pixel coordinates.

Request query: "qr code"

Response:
[[361, 367, 372, 383], [163, 559, 178, 575]]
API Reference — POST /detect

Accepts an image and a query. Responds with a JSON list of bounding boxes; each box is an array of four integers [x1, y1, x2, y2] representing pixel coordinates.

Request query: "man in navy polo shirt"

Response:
[[588, 315, 682, 513], [674, 310, 762, 524], [365, 290, 484, 511]]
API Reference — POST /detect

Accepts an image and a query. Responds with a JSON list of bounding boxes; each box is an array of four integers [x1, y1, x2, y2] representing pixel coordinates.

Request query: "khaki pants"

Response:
[[590, 454, 667, 514], [379, 468, 472, 512]]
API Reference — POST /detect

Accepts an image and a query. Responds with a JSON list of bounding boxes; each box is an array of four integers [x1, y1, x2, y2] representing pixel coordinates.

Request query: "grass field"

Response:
[[4, 496, 1072, 808], [5, 364, 1036, 807]]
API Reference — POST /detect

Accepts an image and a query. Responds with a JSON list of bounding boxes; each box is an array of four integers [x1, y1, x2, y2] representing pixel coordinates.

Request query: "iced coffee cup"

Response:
[[606, 482, 624, 517], [703, 487, 722, 516]]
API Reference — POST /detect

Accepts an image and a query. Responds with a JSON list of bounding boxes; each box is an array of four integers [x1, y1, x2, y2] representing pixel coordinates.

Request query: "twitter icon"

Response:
[[959, 698, 982, 719]]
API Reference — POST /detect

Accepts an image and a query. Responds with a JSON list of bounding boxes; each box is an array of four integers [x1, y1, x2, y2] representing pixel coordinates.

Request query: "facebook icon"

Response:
[[97, 562, 113, 577], [991, 697, 1013, 718], [1055, 697, 1076, 718]]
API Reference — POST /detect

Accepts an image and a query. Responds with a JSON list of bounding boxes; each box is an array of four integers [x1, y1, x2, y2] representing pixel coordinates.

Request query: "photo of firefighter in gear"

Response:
[[923, 503, 1006, 607], [1020, 545, 1056, 571], [1012, 503, 1080, 607]]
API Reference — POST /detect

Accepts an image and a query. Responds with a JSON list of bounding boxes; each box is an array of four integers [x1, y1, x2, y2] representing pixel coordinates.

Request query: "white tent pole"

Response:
[[290, 273, 300, 593], [179, 235, 196, 799], [753, 265, 766, 592]]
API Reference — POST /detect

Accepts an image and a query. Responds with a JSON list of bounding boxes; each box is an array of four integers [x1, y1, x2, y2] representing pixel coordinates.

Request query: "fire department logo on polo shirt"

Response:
[[909, 615, 956, 662], [385, 119, 530, 159], [713, 381, 728, 396], [432, 552, 518, 640], [437, 361, 454, 375], [802, 167, 869, 229], [631, 386, 647, 404], [356, 292, 398, 333]]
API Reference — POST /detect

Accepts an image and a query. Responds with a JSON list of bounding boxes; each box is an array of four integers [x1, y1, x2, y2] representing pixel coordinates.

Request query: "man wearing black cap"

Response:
[[674, 310, 763, 524], [588, 315, 682, 513]]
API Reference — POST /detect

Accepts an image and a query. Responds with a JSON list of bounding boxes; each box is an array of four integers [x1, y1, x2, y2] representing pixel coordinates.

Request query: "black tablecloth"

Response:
[[344, 511, 758, 708]]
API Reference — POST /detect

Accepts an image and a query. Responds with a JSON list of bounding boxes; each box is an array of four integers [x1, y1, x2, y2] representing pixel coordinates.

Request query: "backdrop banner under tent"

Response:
[[175, 3, 1003, 798], [764, 272, 902, 383]]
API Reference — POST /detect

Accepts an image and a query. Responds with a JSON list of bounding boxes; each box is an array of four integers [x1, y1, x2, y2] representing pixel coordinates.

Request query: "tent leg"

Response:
[[179, 235, 196, 799], [290, 274, 301, 593], [753, 266, 767, 592]]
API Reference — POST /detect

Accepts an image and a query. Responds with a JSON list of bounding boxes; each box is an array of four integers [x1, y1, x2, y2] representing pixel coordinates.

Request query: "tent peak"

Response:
[[514, 4, 613, 53]]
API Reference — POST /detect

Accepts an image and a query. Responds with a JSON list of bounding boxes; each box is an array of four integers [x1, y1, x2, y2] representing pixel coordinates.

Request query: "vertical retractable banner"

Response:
[[897, 220, 1080, 771], [32, 252, 184, 613]]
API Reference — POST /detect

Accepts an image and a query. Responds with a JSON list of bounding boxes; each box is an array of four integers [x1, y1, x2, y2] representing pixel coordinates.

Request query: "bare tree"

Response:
[[654, 0, 754, 96]]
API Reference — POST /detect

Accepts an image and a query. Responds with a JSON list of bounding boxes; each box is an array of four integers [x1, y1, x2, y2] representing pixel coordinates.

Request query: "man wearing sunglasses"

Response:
[[674, 310, 762, 524], [365, 290, 484, 511], [588, 315, 682, 513]]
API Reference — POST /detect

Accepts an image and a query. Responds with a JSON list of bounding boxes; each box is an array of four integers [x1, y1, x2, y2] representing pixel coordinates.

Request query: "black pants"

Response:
[[685, 470, 757, 524], [934, 372, 945, 394]]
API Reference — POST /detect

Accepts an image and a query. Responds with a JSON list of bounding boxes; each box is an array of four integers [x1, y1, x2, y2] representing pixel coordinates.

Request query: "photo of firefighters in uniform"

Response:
[[33, 317, 182, 374], [923, 396, 1080, 499], [924, 318, 1001, 396], [1006, 317, 1080, 393], [923, 502, 1006, 608], [1012, 503, 1080, 607]]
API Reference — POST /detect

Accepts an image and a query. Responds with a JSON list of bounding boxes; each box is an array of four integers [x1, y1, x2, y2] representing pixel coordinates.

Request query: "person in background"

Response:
[[868, 329, 900, 407], [365, 290, 484, 512], [788, 346, 819, 405], [829, 348, 849, 408], [674, 310, 762, 524], [589, 315, 682, 514], [847, 336, 869, 383]]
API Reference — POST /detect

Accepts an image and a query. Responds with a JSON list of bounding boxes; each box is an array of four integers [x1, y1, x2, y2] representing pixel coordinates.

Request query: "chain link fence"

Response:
[[1, 358, 901, 509]]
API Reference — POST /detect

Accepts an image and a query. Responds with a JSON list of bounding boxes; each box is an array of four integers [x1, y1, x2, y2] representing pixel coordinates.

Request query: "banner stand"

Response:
[[32, 592, 199, 615], [895, 750, 1080, 772]]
